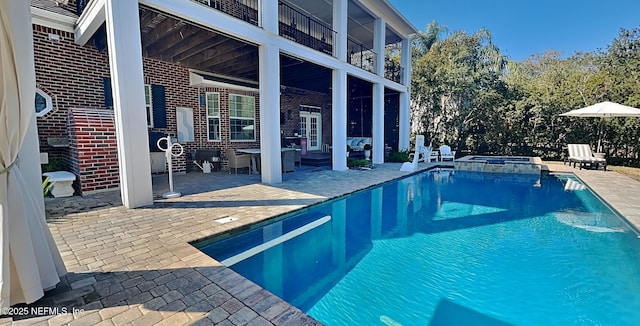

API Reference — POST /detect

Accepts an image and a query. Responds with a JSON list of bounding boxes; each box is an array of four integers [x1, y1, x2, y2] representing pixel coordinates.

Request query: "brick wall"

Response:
[[68, 108, 119, 194], [280, 87, 331, 146], [33, 25, 110, 169], [33, 23, 333, 193]]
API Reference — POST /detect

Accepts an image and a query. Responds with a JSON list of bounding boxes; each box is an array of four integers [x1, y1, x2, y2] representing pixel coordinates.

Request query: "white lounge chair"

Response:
[[439, 145, 455, 161], [566, 144, 607, 171], [401, 135, 426, 172], [408, 146, 436, 163]]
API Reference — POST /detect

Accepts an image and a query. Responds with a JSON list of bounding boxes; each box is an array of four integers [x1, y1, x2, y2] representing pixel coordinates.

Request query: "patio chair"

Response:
[[439, 145, 456, 161], [292, 144, 302, 166], [566, 144, 607, 171], [225, 148, 251, 174], [282, 150, 296, 173]]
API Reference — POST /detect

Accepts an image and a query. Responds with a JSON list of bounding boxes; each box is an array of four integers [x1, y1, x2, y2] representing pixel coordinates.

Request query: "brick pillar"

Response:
[[68, 108, 119, 195]]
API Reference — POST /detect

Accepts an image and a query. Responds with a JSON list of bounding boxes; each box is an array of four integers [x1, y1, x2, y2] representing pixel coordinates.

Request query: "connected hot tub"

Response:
[[455, 155, 542, 174]]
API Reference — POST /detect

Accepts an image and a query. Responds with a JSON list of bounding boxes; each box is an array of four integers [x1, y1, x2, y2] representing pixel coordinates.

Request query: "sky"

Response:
[[387, 0, 640, 61]]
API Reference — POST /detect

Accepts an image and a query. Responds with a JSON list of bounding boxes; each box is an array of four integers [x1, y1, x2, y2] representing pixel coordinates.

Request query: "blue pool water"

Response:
[[196, 170, 640, 325]]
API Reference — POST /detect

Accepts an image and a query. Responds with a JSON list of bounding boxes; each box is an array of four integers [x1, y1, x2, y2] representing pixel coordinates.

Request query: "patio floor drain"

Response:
[[214, 216, 237, 224]]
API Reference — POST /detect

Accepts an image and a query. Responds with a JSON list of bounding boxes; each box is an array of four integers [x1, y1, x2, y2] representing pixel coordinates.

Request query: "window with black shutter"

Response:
[[103, 77, 112, 108], [103, 78, 166, 129], [151, 84, 166, 128]]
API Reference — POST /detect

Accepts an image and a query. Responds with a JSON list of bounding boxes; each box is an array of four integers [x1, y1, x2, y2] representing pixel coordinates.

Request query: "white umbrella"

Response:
[[560, 101, 640, 152], [560, 101, 640, 117], [1, 1, 66, 308]]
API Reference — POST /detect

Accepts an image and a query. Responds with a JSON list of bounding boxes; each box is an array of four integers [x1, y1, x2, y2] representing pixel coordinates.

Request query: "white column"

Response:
[[399, 92, 410, 151], [105, 0, 153, 208], [332, 68, 348, 170], [401, 38, 412, 86], [399, 38, 412, 151], [373, 18, 385, 76], [372, 83, 384, 164], [261, 0, 278, 34], [259, 42, 282, 183], [333, 0, 348, 61]]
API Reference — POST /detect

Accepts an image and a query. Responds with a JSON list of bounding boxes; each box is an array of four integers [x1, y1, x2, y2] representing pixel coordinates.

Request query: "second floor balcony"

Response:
[[194, 0, 259, 25], [278, 2, 336, 57]]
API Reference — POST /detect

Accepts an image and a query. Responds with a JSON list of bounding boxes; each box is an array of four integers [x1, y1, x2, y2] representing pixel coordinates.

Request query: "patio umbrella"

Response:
[[1, 1, 66, 308], [560, 101, 640, 152]]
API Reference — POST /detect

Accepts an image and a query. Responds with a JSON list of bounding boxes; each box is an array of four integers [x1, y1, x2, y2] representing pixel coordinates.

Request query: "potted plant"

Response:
[[363, 144, 372, 160]]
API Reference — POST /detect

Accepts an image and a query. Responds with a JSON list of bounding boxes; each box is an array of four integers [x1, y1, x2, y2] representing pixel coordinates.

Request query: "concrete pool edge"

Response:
[[191, 163, 640, 325], [29, 162, 640, 325]]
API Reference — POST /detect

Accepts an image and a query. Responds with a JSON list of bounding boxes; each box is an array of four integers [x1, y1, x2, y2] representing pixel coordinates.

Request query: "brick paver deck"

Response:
[[2, 161, 640, 325]]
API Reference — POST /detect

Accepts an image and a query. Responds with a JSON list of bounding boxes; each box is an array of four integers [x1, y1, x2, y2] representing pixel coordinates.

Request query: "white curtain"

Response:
[[0, 1, 66, 308]]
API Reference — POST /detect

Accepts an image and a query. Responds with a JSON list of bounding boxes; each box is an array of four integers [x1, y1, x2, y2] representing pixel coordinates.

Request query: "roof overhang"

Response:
[[31, 6, 76, 33], [358, 0, 419, 36], [189, 71, 259, 92], [74, 0, 105, 45]]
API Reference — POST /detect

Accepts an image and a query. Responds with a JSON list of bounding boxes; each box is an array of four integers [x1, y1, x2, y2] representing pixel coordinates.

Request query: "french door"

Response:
[[300, 111, 322, 151]]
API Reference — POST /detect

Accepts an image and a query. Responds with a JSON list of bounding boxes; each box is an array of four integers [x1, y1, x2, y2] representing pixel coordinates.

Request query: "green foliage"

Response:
[[347, 158, 371, 168], [386, 150, 411, 162], [42, 176, 53, 197], [41, 156, 65, 172], [409, 23, 640, 165]]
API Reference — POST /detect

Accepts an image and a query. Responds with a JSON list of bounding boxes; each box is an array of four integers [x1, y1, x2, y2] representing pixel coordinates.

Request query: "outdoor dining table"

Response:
[[237, 147, 298, 174]]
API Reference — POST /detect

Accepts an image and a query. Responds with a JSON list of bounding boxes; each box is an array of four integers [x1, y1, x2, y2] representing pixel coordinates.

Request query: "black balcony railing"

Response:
[[278, 2, 336, 56], [385, 62, 404, 84], [347, 37, 376, 74], [193, 0, 259, 26]]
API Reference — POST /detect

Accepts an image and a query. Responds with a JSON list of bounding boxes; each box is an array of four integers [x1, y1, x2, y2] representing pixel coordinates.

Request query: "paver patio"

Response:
[[2, 161, 640, 325]]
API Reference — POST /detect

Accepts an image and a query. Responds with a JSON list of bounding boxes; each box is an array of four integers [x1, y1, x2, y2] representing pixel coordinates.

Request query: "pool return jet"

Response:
[[157, 136, 183, 198]]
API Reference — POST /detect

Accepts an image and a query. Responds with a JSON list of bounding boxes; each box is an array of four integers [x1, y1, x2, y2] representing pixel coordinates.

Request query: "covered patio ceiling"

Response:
[[139, 6, 259, 82], [139, 5, 333, 94]]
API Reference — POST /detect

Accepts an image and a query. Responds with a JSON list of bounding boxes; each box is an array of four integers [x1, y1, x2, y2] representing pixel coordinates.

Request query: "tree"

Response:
[[411, 25, 508, 154]]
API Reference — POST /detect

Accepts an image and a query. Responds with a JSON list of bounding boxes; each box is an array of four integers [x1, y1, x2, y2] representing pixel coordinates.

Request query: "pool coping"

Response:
[[6, 161, 640, 325]]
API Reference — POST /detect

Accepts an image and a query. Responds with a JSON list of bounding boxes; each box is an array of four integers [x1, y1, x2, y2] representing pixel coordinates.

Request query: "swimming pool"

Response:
[[196, 170, 640, 325]]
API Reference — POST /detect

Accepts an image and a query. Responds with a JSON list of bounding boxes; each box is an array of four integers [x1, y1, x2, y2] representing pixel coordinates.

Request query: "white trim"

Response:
[[221, 215, 332, 266], [300, 111, 322, 151], [229, 94, 256, 141], [144, 84, 153, 127], [75, 0, 106, 45], [188, 72, 258, 92], [30, 7, 76, 33], [205, 92, 221, 141], [35, 88, 54, 117], [299, 105, 321, 111]]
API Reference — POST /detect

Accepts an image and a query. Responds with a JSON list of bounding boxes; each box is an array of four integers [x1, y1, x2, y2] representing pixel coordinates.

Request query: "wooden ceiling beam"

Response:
[[143, 24, 201, 58], [188, 43, 256, 68], [171, 34, 230, 63], [142, 16, 186, 46], [139, 9, 157, 31]]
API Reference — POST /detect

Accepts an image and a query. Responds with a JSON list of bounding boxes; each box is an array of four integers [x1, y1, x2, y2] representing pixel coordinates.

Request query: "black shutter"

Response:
[[103, 77, 112, 108], [151, 84, 167, 128], [93, 24, 107, 52]]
